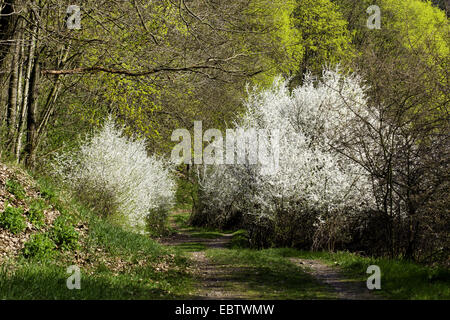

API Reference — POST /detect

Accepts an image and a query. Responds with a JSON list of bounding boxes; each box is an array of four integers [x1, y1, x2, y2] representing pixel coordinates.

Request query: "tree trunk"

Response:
[[0, 0, 17, 133], [15, 12, 37, 162], [24, 53, 39, 168], [0, 0, 17, 69], [6, 21, 21, 153]]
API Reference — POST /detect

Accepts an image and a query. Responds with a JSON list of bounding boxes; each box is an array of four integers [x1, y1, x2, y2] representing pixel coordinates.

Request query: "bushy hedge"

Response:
[[54, 117, 175, 232], [194, 69, 374, 249], [194, 67, 448, 263]]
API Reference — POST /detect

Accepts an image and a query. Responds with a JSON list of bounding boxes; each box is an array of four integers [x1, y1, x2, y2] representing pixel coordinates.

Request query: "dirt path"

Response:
[[160, 227, 251, 299], [289, 258, 381, 300], [158, 211, 250, 299], [159, 232, 233, 249], [190, 251, 252, 300], [160, 211, 380, 300]]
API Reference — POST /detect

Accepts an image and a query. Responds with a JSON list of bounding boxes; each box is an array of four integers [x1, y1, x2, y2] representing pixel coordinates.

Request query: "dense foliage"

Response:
[[194, 65, 449, 262], [54, 118, 175, 232], [194, 69, 371, 247], [0, 0, 448, 263]]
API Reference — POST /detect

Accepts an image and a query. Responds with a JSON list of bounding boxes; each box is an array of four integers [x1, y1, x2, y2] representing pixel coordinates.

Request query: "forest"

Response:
[[0, 0, 448, 302]]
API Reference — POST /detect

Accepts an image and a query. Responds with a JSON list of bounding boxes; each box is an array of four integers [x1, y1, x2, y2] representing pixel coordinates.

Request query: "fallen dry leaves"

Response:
[[0, 162, 61, 264]]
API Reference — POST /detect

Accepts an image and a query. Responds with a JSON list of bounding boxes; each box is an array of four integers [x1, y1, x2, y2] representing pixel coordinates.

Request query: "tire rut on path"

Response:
[[190, 251, 251, 300], [160, 230, 252, 299], [159, 211, 381, 300], [290, 258, 382, 300]]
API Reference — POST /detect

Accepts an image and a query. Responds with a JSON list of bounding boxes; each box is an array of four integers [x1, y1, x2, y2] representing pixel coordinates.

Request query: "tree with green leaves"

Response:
[[1, 0, 290, 167], [290, 0, 353, 85]]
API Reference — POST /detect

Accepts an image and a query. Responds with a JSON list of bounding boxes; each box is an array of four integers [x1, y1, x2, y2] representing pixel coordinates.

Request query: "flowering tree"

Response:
[[54, 117, 175, 232], [195, 68, 375, 248]]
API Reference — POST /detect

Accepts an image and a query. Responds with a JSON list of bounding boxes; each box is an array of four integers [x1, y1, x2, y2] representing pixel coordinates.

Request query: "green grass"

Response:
[[228, 229, 249, 249], [5, 179, 26, 200], [263, 248, 450, 300], [174, 178, 196, 211], [0, 260, 190, 299], [22, 233, 56, 260], [3, 173, 444, 300], [189, 231, 225, 239], [170, 210, 236, 235], [27, 199, 47, 228], [191, 222, 450, 300], [167, 210, 450, 300], [0, 205, 26, 234], [205, 248, 336, 299], [171, 210, 191, 229], [0, 175, 194, 300]]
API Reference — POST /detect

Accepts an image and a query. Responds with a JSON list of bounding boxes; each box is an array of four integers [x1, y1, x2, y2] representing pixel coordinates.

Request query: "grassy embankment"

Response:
[[1, 164, 448, 300], [0, 162, 193, 299]]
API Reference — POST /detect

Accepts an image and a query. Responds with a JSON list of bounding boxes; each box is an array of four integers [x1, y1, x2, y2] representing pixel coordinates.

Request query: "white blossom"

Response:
[[198, 68, 375, 228], [54, 116, 175, 231]]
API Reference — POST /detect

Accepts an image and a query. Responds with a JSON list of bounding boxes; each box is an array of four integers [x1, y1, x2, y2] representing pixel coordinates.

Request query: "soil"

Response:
[[160, 211, 380, 300], [289, 258, 381, 300]]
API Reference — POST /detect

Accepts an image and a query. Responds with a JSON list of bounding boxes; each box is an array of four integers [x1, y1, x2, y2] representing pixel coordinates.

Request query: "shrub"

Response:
[[27, 199, 46, 228], [0, 206, 27, 234], [23, 233, 56, 259], [54, 116, 175, 231], [146, 207, 170, 236], [38, 182, 57, 203], [49, 215, 79, 251], [5, 179, 26, 200], [195, 68, 374, 249]]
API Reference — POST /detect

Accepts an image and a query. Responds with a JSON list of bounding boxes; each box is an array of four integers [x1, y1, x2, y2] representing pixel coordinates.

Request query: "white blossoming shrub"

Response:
[[195, 68, 375, 248], [54, 117, 175, 232]]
